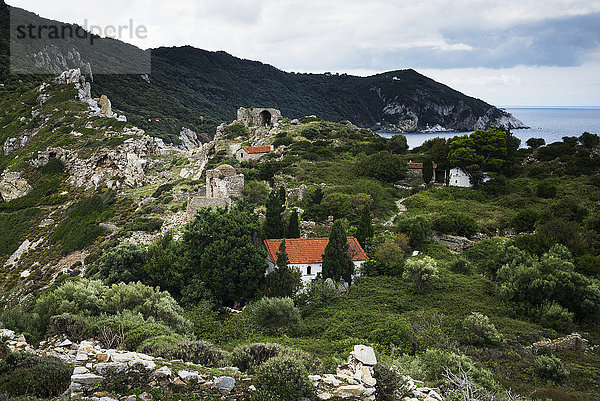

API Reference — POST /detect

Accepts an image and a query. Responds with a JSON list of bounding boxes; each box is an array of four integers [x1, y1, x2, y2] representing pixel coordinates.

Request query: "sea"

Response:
[[377, 107, 600, 149]]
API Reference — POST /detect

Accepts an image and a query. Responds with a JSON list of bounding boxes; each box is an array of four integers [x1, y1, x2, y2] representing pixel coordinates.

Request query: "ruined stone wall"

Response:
[[236, 107, 282, 127]]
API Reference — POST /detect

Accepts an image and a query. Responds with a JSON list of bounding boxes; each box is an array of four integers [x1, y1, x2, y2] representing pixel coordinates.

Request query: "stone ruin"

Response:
[[186, 164, 244, 219], [237, 107, 282, 128]]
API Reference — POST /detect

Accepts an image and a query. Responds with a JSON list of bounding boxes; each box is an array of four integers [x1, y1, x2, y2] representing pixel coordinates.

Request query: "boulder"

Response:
[[0, 172, 33, 201], [216, 376, 235, 391], [353, 345, 377, 366], [71, 373, 104, 385], [332, 384, 366, 398]]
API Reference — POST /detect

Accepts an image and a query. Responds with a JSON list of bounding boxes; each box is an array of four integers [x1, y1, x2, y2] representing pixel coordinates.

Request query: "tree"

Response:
[[266, 240, 303, 298], [322, 220, 355, 283], [287, 210, 300, 238], [579, 132, 600, 149], [96, 243, 146, 285], [403, 256, 439, 291], [356, 204, 374, 247], [422, 160, 434, 184], [143, 231, 183, 297], [355, 151, 407, 182], [387, 134, 408, 154], [263, 188, 286, 239], [182, 208, 267, 306], [526, 137, 546, 149], [397, 216, 432, 248]]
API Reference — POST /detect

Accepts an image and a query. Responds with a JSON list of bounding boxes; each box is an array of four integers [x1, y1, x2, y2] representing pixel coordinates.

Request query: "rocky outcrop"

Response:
[[31, 135, 163, 189], [55, 68, 127, 122], [531, 333, 589, 353], [179, 127, 202, 150], [0, 171, 33, 201]]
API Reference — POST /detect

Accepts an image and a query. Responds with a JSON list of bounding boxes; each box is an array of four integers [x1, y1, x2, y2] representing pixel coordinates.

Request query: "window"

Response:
[[306, 265, 312, 275]]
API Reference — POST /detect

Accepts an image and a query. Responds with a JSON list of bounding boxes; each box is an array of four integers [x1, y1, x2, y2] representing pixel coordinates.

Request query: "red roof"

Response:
[[408, 162, 423, 169], [242, 146, 272, 154], [264, 237, 369, 264]]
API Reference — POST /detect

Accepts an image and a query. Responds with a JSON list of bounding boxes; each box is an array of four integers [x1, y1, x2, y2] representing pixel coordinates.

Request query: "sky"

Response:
[[8, 0, 600, 107]]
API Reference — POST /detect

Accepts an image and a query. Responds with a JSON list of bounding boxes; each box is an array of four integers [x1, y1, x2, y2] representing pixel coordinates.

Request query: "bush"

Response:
[[460, 312, 503, 346], [539, 302, 574, 332], [396, 216, 432, 248], [374, 363, 407, 401], [230, 343, 283, 372], [96, 243, 146, 285], [537, 181, 557, 199], [123, 322, 175, 351], [300, 126, 319, 139], [512, 208, 538, 233], [0, 353, 71, 398], [49, 313, 93, 341], [449, 258, 472, 274], [296, 278, 340, 308], [402, 256, 439, 291], [433, 211, 478, 237], [148, 341, 225, 366], [254, 355, 315, 401], [230, 343, 321, 374], [252, 297, 304, 335], [533, 355, 569, 382], [355, 151, 407, 182]]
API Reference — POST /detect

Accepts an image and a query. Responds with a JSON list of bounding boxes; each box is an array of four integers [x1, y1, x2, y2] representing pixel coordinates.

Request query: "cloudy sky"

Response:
[[9, 0, 600, 106]]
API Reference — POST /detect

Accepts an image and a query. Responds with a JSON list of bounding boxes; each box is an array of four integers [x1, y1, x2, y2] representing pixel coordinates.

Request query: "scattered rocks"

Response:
[[216, 375, 235, 391], [0, 171, 33, 201], [531, 332, 589, 353]]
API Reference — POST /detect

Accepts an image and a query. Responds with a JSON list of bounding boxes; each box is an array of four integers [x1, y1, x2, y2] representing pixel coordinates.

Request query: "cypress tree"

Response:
[[263, 189, 285, 238], [356, 204, 374, 247], [322, 220, 354, 283], [422, 160, 434, 184], [276, 239, 289, 268], [287, 209, 300, 238]]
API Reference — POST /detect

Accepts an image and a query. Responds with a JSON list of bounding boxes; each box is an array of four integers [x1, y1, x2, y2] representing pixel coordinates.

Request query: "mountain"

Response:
[[0, 2, 524, 141]]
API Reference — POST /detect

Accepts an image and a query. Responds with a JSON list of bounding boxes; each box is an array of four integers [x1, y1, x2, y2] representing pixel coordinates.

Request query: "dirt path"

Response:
[[383, 198, 406, 226]]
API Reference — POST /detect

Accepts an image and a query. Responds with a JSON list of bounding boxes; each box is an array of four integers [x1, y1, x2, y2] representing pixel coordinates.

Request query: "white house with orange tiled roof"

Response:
[[235, 145, 274, 162], [263, 237, 369, 282]]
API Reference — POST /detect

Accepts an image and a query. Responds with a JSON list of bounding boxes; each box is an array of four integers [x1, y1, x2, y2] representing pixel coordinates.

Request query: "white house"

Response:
[[263, 237, 369, 282], [448, 167, 472, 187], [235, 145, 273, 162]]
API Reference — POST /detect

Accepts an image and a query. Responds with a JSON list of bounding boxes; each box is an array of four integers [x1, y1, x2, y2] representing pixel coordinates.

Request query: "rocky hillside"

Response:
[[0, 3, 524, 140]]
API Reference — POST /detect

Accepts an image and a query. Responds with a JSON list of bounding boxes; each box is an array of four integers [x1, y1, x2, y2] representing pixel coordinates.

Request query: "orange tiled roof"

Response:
[[242, 146, 272, 154], [408, 162, 423, 169], [264, 237, 369, 264]]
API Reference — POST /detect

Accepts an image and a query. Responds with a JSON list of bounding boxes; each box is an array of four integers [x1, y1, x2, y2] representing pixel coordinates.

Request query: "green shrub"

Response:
[[296, 278, 340, 308], [230, 343, 321, 374], [0, 353, 71, 398], [0, 208, 42, 255], [512, 208, 539, 233], [96, 243, 146, 285], [374, 363, 407, 401], [539, 302, 574, 332], [396, 216, 432, 248], [152, 182, 175, 198], [137, 334, 185, 355], [460, 312, 503, 346], [300, 127, 319, 139], [449, 258, 472, 274], [123, 322, 175, 351], [148, 341, 225, 366], [253, 297, 304, 335], [254, 355, 315, 401], [533, 355, 569, 382], [433, 211, 478, 237], [355, 151, 407, 183], [49, 313, 93, 341], [402, 256, 439, 291], [230, 343, 283, 372], [537, 181, 557, 198]]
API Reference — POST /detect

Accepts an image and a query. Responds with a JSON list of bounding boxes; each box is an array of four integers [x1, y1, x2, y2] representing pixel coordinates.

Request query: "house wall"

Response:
[[448, 168, 472, 188], [235, 149, 266, 162], [266, 258, 366, 283]]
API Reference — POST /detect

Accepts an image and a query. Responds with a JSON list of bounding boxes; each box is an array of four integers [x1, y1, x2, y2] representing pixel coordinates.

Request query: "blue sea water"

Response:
[[378, 108, 600, 149]]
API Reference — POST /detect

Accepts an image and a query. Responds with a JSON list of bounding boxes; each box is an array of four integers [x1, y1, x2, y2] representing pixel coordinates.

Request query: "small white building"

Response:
[[448, 167, 472, 188], [264, 237, 369, 282], [235, 145, 273, 162]]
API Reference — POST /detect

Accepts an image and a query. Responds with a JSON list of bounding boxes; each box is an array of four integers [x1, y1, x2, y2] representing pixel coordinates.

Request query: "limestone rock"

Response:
[[353, 345, 377, 366], [0, 171, 33, 201], [71, 373, 104, 385], [333, 384, 366, 398], [216, 376, 235, 391]]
